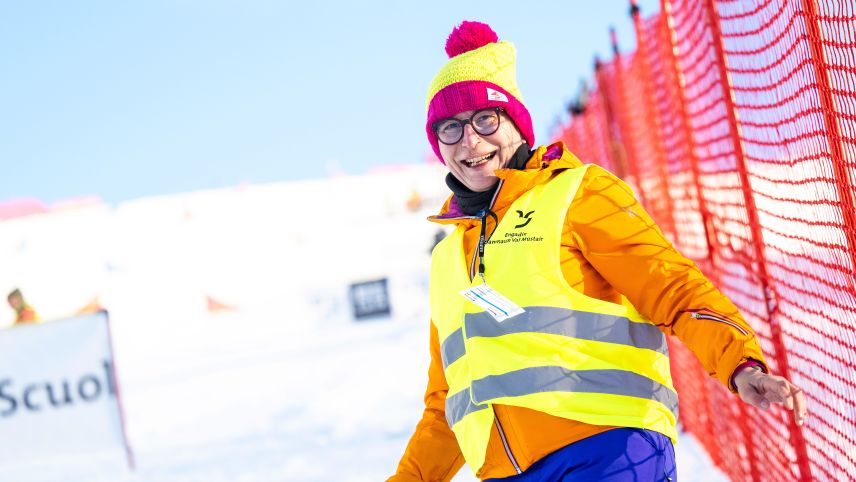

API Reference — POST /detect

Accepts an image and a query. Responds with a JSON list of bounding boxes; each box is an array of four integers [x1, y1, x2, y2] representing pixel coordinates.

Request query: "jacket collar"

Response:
[[429, 142, 584, 226]]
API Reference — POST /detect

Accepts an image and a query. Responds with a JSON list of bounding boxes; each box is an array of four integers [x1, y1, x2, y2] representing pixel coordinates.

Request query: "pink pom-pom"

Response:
[[445, 21, 498, 58]]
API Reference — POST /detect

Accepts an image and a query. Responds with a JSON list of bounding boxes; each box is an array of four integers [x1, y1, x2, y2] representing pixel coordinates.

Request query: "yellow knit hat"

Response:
[[425, 21, 534, 161]]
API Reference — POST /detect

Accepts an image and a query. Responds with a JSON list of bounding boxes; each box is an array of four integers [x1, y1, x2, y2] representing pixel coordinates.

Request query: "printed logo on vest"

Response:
[[487, 210, 544, 246], [486, 88, 508, 102], [514, 210, 534, 229]]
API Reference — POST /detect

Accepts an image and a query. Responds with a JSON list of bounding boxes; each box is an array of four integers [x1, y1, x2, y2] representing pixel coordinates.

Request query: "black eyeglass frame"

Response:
[[432, 107, 505, 145]]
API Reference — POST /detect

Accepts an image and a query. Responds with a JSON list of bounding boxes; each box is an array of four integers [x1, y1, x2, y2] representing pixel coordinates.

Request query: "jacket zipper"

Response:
[[687, 310, 748, 335], [494, 412, 522, 474], [465, 182, 521, 474]]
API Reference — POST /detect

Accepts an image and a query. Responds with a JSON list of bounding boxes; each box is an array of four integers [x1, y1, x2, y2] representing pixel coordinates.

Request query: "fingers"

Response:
[[736, 374, 769, 409], [740, 386, 769, 410], [760, 376, 791, 404], [792, 385, 807, 426], [754, 375, 809, 426]]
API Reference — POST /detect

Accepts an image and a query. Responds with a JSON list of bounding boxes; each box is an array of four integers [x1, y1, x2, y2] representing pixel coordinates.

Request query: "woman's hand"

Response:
[[733, 366, 807, 426]]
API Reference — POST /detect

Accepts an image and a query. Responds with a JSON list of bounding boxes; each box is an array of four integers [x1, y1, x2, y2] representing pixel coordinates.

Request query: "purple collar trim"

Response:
[[543, 144, 563, 162], [434, 196, 468, 219]]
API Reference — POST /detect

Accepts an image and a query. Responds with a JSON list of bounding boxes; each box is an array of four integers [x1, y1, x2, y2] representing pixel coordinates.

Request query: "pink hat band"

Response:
[[425, 81, 534, 163]]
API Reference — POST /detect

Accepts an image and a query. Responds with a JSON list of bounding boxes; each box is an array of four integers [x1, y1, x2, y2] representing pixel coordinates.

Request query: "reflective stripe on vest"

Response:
[[447, 366, 678, 427], [441, 306, 669, 369], [429, 165, 678, 475]]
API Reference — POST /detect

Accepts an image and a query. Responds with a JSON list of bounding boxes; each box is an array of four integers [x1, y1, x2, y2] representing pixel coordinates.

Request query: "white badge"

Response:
[[486, 87, 509, 102], [460, 283, 525, 322]]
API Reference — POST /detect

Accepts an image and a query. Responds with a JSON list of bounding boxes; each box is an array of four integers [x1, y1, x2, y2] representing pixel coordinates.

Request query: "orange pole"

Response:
[[800, 0, 856, 285], [701, 0, 813, 480], [657, 0, 721, 277], [606, 29, 649, 206], [629, 1, 680, 245], [594, 56, 632, 182]]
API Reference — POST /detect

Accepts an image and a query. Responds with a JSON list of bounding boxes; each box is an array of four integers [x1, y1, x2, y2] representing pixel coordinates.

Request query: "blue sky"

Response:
[[1, 1, 658, 205]]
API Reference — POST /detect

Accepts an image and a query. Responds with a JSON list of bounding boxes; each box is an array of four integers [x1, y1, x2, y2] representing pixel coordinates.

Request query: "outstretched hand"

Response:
[[733, 366, 807, 426]]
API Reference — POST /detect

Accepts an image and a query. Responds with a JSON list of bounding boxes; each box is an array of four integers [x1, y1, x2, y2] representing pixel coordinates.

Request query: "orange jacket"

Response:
[[14, 306, 39, 325], [389, 143, 767, 481]]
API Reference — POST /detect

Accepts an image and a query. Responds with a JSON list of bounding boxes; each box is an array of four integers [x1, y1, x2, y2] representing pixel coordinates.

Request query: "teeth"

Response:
[[462, 152, 494, 167]]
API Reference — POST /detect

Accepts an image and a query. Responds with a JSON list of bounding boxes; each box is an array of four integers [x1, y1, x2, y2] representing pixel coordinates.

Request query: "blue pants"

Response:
[[486, 428, 676, 482]]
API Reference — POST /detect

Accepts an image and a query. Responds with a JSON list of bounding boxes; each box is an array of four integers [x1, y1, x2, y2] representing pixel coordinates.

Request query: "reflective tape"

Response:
[[440, 327, 465, 369], [445, 387, 489, 427], [442, 307, 676, 426], [471, 365, 679, 417], [465, 306, 668, 354], [441, 306, 667, 370]]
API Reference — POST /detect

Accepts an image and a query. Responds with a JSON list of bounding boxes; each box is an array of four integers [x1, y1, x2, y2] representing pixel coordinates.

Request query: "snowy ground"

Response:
[[0, 166, 728, 481]]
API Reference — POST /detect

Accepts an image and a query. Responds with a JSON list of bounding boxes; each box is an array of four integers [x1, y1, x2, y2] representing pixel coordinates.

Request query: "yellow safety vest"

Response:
[[430, 166, 678, 474]]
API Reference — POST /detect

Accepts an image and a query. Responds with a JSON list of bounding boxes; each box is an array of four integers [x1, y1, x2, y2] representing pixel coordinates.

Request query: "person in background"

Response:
[[387, 21, 807, 482], [7, 288, 40, 325]]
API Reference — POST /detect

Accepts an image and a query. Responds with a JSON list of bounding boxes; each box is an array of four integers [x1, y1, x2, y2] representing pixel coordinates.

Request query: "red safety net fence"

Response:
[[555, 1, 856, 480]]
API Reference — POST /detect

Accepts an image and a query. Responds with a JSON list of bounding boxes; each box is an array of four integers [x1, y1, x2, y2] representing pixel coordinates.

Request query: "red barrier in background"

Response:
[[556, 1, 856, 480]]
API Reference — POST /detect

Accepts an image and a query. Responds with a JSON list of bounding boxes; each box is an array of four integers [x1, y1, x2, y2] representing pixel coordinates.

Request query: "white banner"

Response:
[[0, 311, 131, 466]]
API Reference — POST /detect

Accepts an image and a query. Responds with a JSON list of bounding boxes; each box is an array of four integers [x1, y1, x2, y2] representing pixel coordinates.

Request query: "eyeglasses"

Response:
[[432, 107, 503, 145]]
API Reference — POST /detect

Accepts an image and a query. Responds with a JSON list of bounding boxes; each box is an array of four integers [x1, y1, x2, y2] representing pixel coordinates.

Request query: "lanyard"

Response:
[[477, 209, 498, 283]]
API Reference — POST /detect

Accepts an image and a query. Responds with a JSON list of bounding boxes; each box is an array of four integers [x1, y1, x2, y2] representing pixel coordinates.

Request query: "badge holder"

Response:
[[459, 212, 525, 322]]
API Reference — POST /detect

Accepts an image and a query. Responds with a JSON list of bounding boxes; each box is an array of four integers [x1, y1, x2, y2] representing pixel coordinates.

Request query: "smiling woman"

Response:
[[388, 20, 806, 482], [436, 106, 524, 193]]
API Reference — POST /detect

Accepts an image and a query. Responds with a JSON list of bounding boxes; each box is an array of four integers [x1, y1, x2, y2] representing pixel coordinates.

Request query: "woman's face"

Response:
[[438, 110, 524, 192]]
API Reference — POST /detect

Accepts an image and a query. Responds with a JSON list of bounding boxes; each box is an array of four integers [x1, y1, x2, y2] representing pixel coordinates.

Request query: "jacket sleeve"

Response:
[[387, 322, 465, 482], [566, 165, 767, 391]]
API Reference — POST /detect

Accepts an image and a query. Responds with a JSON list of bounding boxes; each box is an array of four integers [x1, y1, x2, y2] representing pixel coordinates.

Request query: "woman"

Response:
[[388, 21, 807, 482]]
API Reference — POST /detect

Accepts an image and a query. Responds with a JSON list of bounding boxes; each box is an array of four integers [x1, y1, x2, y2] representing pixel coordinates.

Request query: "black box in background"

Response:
[[349, 278, 391, 321]]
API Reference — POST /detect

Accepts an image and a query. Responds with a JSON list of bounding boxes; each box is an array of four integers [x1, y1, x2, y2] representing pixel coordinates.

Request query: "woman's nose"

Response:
[[460, 123, 481, 148]]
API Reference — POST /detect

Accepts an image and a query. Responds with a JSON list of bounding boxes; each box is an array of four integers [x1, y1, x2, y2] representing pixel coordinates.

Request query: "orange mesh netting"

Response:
[[557, 1, 856, 480]]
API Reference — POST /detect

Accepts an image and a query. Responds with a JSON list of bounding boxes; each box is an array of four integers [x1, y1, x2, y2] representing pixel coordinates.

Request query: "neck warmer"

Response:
[[445, 143, 532, 216]]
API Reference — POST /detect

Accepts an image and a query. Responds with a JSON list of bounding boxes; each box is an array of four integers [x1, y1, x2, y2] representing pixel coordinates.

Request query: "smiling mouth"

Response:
[[461, 151, 497, 167]]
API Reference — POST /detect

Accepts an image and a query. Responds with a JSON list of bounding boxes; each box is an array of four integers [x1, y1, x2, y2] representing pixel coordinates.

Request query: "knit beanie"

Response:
[[425, 21, 535, 163]]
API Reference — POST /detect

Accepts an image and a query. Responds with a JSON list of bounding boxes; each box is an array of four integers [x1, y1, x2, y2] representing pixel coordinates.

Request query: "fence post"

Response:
[[567, 80, 598, 170], [594, 56, 633, 184], [628, 1, 679, 244], [800, 0, 856, 285], [701, 0, 814, 480], [657, 0, 721, 277], [609, 28, 651, 205], [654, 0, 742, 475], [587, 85, 623, 176]]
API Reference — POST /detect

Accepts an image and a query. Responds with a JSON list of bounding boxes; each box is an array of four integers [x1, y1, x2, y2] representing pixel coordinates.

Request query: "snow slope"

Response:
[[0, 165, 727, 481]]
